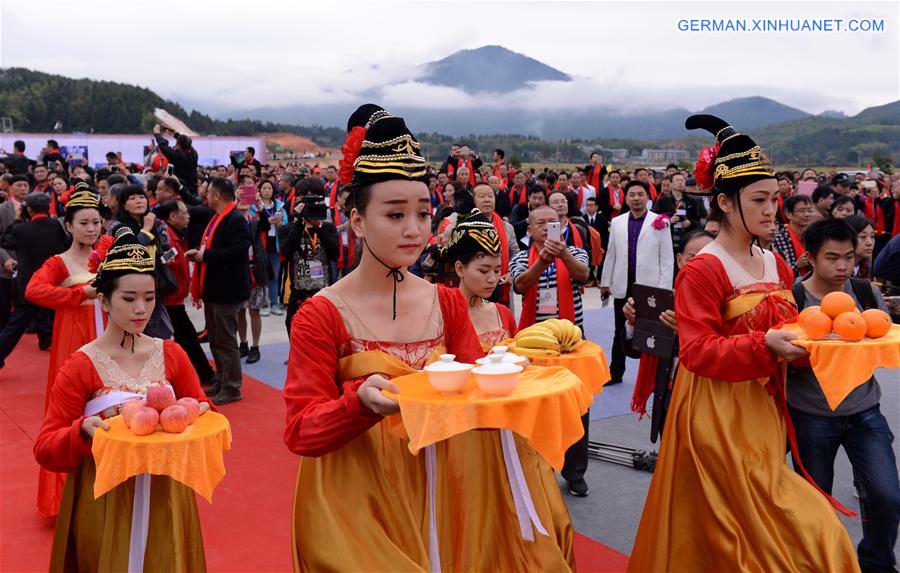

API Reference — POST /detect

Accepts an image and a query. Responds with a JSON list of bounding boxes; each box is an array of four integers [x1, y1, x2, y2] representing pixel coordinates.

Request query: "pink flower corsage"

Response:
[[652, 214, 670, 230]]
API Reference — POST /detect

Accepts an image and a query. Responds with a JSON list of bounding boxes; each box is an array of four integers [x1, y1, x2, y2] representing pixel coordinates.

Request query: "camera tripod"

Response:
[[587, 441, 658, 473]]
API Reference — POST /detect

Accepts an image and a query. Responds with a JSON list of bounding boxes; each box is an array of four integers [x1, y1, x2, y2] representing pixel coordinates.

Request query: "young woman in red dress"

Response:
[[443, 210, 517, 350], [34, 227, 213, 572], [628, 115, 859, 572], [26, 187, 104, 518], [283, 105, 575, 572]]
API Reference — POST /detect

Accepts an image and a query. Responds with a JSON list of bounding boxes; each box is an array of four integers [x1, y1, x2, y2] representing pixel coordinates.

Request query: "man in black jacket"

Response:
[[153, 124, 199, 192], [42, 140, 68, 174], [0, 193, 69, 367], [232, 147, 262, 178], [185, 178, 251, 405], [1, 140, 33, 175]]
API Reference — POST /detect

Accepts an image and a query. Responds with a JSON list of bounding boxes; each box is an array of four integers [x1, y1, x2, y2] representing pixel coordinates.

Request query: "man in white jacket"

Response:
[[600, 180, 674, 384]]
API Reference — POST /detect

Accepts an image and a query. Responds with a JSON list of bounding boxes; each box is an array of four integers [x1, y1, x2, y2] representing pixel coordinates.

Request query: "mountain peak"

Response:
[[699, 96, 810, 130], [420, 45, 571, 93]]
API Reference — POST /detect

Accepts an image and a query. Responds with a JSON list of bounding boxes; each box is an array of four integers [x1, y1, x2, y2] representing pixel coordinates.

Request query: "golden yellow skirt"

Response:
[[627, 366, 859, 573], [292, 422, 575, 572], [50, 458, 207, 573]]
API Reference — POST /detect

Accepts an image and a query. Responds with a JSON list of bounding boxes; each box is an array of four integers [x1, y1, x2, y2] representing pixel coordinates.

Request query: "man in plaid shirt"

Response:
[[771, 194, 814, 278]]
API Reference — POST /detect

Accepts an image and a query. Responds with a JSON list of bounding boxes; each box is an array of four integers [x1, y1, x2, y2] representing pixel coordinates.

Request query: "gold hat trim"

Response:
[[354, 155, 427, 165], [352, 166, 428, 178], [361, 134, 421, 149], [67, 192, 100, 210]]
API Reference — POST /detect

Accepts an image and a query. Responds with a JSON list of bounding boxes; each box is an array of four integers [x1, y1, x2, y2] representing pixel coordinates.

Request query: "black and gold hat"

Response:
[[338, 104, 428, 190], [684, 114, 774, 195], [92, 227, 155, 288], [66, 184, 100, 210], [445, 210, 501, 262]]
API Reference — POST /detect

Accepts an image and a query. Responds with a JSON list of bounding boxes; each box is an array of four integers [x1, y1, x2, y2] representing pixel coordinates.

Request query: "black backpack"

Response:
[[792, 278, 878, 312]]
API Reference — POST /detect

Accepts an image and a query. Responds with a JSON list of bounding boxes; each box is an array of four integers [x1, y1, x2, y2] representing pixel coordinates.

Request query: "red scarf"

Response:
[[490, 211, 510, 304], [518, 244, 576, 330], [573, 186, 588, 208], [564, 218, 584, 248], [893, 199, 900, 237], [31, 213, 49, 221], [326, 180, 340, 208], [334, 208, 356, 269], [508, 184, 528, 205], [632, 354, 666, 417], [777, 194, 785, 223], [490, 212, 509, 275], [284, 189, 297, 214], [449, 159, 475, 186], [190, 202, 236, 301], [787, 225, 805, 258], [608, 186, 623, 217], [864, 196, 886, 234], [648, 182, 658, 201], [588, 164, 602, 190]]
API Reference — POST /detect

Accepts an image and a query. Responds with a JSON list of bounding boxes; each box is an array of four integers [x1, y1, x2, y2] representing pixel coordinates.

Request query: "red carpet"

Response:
[[1, 334, 628, 572]]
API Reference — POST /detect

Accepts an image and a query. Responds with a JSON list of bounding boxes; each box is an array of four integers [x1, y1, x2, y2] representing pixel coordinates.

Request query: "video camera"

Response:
[[298, 195, 327, 221]]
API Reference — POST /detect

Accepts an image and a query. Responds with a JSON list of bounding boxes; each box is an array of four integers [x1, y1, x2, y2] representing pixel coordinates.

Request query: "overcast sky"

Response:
[[2, 0, 898, 116]]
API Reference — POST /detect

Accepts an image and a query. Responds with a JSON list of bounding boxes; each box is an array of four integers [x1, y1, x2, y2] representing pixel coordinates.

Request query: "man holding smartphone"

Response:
[[510, 205, 591, 497]]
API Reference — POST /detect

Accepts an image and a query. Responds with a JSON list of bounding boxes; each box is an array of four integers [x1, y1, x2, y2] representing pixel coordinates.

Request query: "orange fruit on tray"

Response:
[[862, 308, 892, 339], [798, 306, 833, 340], [832, 311, 867, 341], [821, 291, 856, 318]]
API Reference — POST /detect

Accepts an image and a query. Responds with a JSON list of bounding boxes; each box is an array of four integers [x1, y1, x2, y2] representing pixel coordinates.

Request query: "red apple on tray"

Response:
[[130, 407, 160, 436], [121, 399, 146, 427], [175, 397, 200, 424], [146, 384, 175, 413], [160, 405, 190, 434]]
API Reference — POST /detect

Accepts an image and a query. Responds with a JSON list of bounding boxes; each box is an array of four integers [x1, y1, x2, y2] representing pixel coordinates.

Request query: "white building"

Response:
[[0, 132, 266, 168]]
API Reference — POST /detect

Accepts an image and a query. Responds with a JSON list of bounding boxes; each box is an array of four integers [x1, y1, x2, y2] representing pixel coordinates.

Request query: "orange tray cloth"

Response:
[[782, 322, 900, 411], [506, 339, 612, 394], [384, 365, 593, 471], [91, 411, 232, 502]]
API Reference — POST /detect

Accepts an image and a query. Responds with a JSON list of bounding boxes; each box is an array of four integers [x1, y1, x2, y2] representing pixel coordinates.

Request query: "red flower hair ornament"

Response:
[[88, 235, 116, 274], [694, 141, 720, 192], [338, 126, 367, 186]]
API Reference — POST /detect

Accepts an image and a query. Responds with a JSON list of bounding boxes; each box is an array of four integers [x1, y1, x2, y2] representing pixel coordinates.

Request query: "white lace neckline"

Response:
[[81, 338, 165, 391]]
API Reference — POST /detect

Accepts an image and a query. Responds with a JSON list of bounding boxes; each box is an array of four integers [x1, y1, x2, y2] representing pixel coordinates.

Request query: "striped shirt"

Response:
[[510, 246, 589, 326]]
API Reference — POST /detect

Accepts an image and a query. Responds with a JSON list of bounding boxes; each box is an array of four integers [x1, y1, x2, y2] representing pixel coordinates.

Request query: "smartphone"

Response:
[[47, 160, 60, 171], [861, 180, 877, 190], [109, 164, 120, 173], [238, 185, 257, 207], [160, 247, 178, 264], [546, 221, 561, 243], [166, 164, 175, 176]]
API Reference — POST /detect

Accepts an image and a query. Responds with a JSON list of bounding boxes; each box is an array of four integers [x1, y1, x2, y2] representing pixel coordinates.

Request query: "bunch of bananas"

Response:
[[509, 319, 583, 357]]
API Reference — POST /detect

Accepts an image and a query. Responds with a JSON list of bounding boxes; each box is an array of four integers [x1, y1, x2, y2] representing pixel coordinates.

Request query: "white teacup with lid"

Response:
[[423, 354, 473, 394], [476, 345, 529, 367], [471, 353, 523, 396]]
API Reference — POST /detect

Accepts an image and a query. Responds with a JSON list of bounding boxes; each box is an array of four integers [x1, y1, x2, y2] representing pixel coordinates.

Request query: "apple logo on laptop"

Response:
[[647, 295, 657, 308], [647, 336, 656, 349]]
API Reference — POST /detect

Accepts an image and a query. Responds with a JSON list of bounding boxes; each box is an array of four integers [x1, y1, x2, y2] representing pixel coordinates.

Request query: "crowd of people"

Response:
[[1, 105, 899, 573]]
